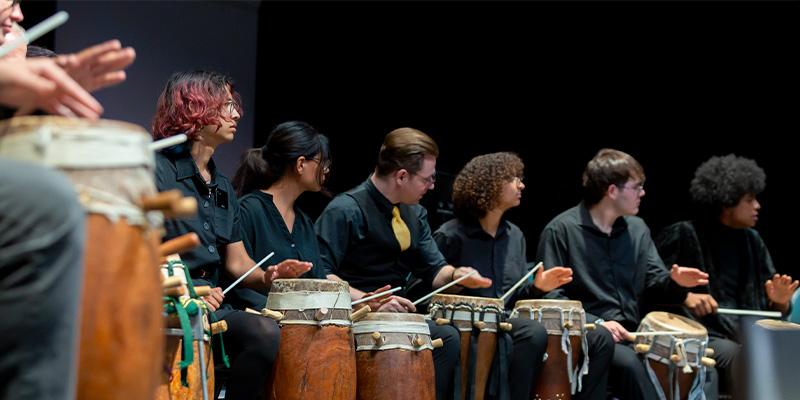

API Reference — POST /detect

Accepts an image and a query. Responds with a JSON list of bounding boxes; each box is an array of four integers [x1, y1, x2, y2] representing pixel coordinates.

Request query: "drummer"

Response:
[[152, 71, 312, 400], [433, 152, 613, 400], [316, 127, 492, 400], [655, 154, 799, 396], [536, 148, 712, 400]]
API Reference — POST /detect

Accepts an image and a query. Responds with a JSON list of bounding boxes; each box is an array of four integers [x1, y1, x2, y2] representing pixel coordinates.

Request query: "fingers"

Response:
[[392, 296, 417, 313], [33, 59, 103, 118]]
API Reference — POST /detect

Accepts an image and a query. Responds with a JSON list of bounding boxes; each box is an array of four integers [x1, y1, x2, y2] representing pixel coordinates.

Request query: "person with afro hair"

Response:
[[433, 152, 614, 400], [655, 154, 798, 397]]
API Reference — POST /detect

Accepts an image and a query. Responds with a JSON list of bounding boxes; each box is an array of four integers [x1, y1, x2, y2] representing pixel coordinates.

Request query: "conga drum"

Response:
[[0, 116, 164, 399], [264, 279, 357, 400], [635, 311, 712, 400], [512, 299, 588, 399], [157, 259, 215, 400], [428, 294, 507, 400], [352, 312, 437, 400]]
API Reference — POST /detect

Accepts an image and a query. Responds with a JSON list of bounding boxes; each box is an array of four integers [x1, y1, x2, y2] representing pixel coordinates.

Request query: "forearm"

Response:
[[432, 265, 457, 289], [328, 273, 365, 300]]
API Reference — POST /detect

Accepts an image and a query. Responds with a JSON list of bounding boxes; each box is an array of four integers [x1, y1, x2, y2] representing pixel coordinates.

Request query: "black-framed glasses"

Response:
[[305, 157, 330, 173], [618, 183, 645, 193], [222, 100, 236, 115]]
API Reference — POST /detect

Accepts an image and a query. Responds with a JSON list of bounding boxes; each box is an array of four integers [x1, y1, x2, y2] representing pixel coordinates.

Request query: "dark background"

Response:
[[22, 1, 799, 276]]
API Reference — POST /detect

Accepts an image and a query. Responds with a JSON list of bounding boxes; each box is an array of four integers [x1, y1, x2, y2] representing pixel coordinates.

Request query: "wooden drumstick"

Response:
[[221, 252, 275, 295], [245, 308, 262, 316], [717, 308, 782, 318], [194, 286, 212, 297], [500, 262, 543, 302], [158, 233, 201, 257], [162, 275, 183, 289], [149, 134, 188, 152], [628, 331, 688, 337], [351, 286, 403, 306], [412, 271, 476, 306]]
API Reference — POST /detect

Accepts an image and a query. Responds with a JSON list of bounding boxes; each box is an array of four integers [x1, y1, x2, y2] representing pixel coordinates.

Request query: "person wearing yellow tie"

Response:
[[316, 127, 492, 400]]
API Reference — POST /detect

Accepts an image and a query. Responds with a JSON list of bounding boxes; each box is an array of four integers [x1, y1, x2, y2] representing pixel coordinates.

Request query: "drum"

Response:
[[264, 279, 357, 400], [0, 116, 164, 399], [754, 319, 800, 330], [512, 299, 588, 399], [635, 311, 711, 400], [429, 294, 505, 400], [156, 259, 214, 400], [352, 312, 436, 400]]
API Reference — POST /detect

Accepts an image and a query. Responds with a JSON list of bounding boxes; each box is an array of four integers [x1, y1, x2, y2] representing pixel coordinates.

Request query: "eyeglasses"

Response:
[[305, 157, 330, 173], [414, 172, 436, 186], [512, 176, 525, 184], [222, 100, 236, 115], [619, 183, 645, 193]]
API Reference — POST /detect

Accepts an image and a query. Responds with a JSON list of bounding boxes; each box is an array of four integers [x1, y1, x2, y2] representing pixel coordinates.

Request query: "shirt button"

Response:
[[203, 200, 209, 208], [208, 245, 215, 253], [290, 243, 295, 248], [203, 222, 210, 230]]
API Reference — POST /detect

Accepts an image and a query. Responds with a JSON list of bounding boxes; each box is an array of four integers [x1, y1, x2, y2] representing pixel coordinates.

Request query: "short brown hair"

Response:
[[452, 152, 524, 219], [582, 148, 645, 205], [375, 127, 439, 177]]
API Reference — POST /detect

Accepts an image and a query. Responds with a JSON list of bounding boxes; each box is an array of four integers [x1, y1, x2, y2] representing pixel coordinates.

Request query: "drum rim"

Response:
[[357, 312, 426, 323], [513, 299, 583, 309], [641, 311, 707, 335], [0, 115, 150, 136], [430, 293, 504, 307]]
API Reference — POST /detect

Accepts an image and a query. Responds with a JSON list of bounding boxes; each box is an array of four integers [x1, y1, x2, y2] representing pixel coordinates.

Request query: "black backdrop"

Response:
[[22, 1, 799, 277]]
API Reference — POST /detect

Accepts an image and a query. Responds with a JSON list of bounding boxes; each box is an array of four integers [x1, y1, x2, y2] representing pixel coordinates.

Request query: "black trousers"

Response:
[[508, 318, 548, 400], [0, 160, 85, 400], [574, 327, 615, 400], [428, 320, 461, 400], [217, 310, 281, 400], [708, 336, 740, 398]]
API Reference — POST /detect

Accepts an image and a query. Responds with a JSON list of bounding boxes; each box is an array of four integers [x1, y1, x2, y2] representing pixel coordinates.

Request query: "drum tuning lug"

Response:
[[563, 321, 573, 329], [499, 322, 513, 332], [413, 335, 426, 347], [431, 338, 444, 349], [315, 307, 329, 321], [261, 308, 284, 321], [371, 331, 385, 346], [473, 321, 487, 330], [670, 354, 682, 364], [634, 343, 651, 353], [701, 357, 716, 367], [585, 323, 596, 330], [350, 305, 370, 322], [704, 348, 715, 357], [162, 276, 183, 289], [193, 286, 212, 297], [682, 364, 693, 374], [210, 320, 228, 335], [435, 318, 451, 325]]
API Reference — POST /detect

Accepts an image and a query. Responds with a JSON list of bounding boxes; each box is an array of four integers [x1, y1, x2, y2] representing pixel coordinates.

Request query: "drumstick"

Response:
[[221, 252, 274, 295], [500, 262, 543, 302], [351, 286, 403, 306], [0, 11, 69, 58], [717, 308, 782, 318], [149, 134, 188, 152], [412, 270, 476, 306], [629, 331, 691, 337]]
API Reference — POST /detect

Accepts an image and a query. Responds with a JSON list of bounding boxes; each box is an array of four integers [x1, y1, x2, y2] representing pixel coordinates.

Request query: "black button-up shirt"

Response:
[[536, 202, 687, 331], [228, 190, 326, 309], [155, 144, 241, 287], [316, 177, 448, 293], [434, 217, 543, 307]]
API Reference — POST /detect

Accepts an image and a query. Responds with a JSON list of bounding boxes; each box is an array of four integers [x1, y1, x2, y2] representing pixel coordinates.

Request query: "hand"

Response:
[[600, 320, 634, 343], [202, 287, 224, 312], [56, 39, 136, 93], [684, 292, 718, 317], [356, 285, 394, 312], [0, 58, 103, 118], [376, 295, 416, 313], [263, 259, 313, 284], [533, 266, 573, 292], [765, 274, 799, 311], [453, 266, 493, 289], [670, 264, 709, 288]]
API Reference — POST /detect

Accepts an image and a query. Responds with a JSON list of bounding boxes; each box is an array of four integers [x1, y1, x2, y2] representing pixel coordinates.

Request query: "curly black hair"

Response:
[[690, 154, 766, 210], [452, 152, 524, 219]]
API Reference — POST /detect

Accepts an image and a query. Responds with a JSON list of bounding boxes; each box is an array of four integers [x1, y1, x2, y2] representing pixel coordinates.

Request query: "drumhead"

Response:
[[640, 311, 707, 336], [513, 299, 583, 311], [357, 312, 426, 324], [269, 278, 350, 294], [430, 293, 504, 309], [755, 319, 800, 331]]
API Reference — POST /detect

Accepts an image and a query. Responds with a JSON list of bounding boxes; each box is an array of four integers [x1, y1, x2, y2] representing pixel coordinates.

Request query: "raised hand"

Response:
[[765, 274, 799, 312], [533, 266, 573, 292], [670, 264, 710, 288], [56, 39, 135, 93], [453, 266, 493, 289]]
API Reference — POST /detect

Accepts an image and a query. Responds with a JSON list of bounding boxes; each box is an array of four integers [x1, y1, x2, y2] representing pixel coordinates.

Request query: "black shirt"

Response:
[[155, 144, 241, 287], [434, 217, 544, 307], [228, 190, 326, 309], [315, 177, 448, 293], [536, 202, 687, 331], [655, 220, 781, 340]]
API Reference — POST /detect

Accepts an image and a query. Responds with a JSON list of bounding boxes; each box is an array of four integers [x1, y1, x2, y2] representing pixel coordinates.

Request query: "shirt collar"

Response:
[[364, 175, 395, 216], [461, 216, 510, 239], [577, 201, 628, 236]]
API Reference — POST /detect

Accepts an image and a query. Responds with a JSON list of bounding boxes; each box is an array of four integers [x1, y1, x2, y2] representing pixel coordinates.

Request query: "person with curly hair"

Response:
[[655, 154, 798, 397], [536, 148, 712, 400], [152, 70, 312, 400], [433, 152, 613, 400]]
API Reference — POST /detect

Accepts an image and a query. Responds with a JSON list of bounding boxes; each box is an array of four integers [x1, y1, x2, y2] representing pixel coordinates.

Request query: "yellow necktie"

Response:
[[392, 206, 411, 251]]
